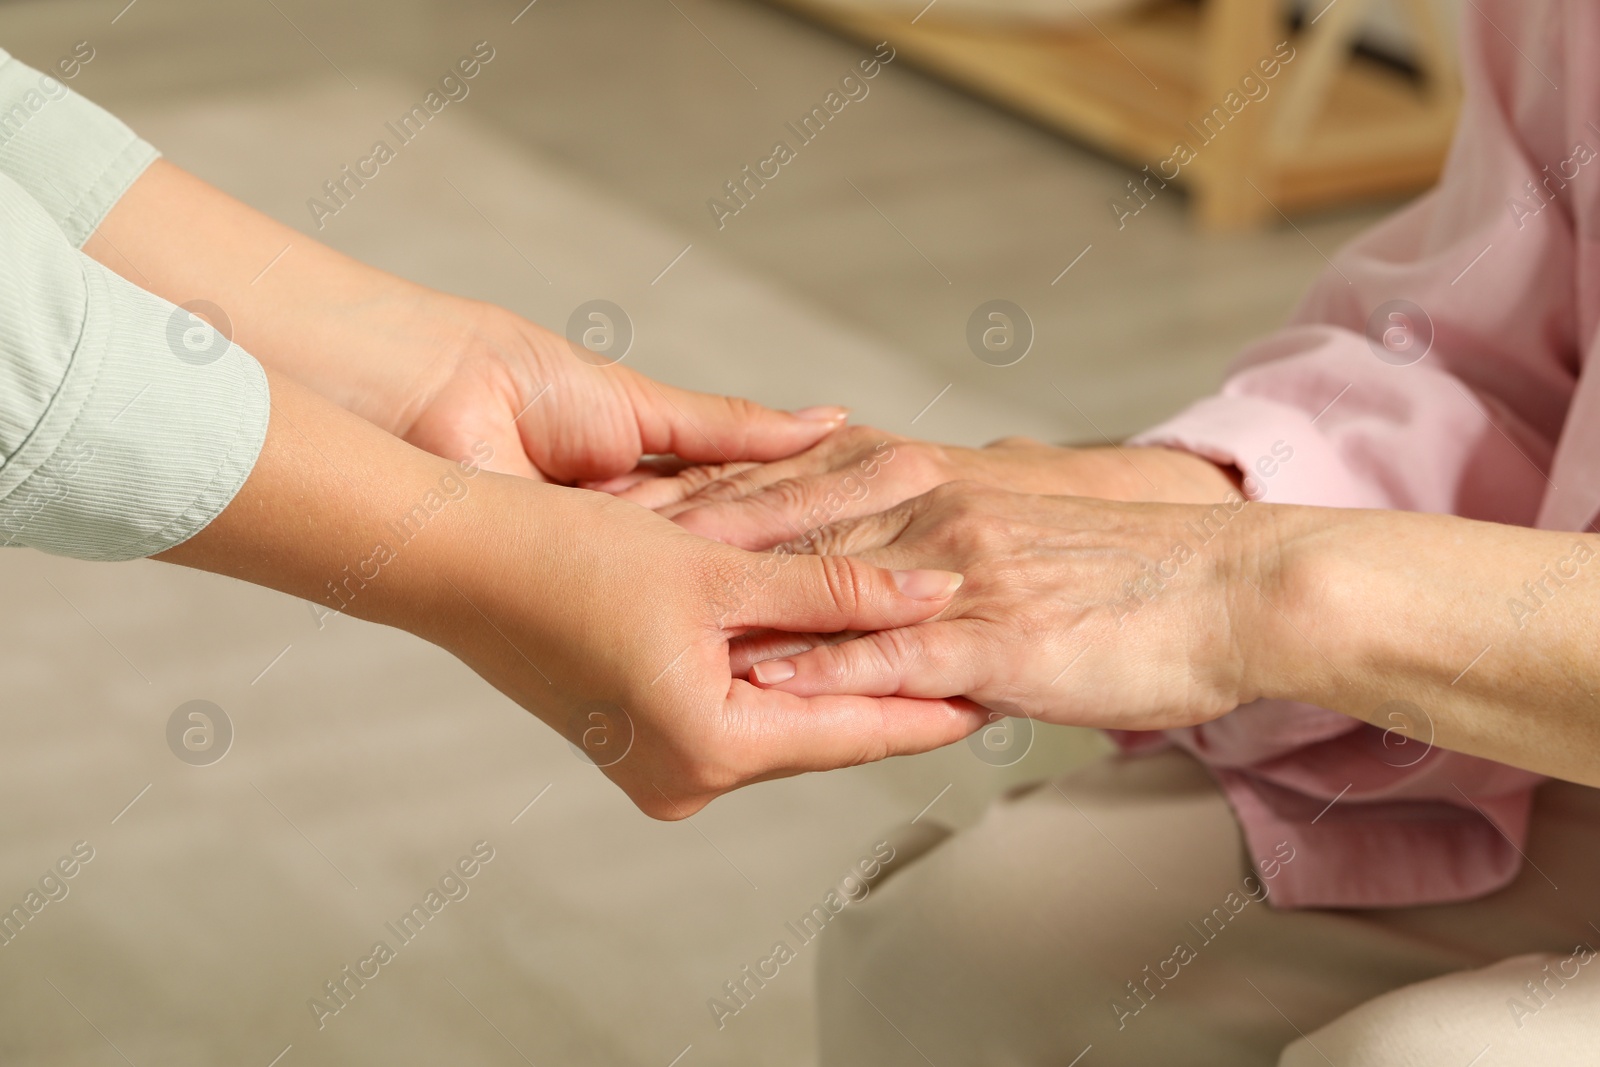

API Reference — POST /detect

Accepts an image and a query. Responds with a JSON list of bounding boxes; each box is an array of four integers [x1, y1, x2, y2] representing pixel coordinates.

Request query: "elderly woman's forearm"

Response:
[[1252, 507, 1600, 784]]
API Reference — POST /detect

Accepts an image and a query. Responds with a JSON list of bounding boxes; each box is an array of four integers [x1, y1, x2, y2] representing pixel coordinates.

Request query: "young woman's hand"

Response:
[[395, 302, 849, 484], [89, 160, 848, 488], [424, 480, 979, 815], [160, 373, 981, 818], [601, 426, 1238, 550], [737, 482, 1276, 733]]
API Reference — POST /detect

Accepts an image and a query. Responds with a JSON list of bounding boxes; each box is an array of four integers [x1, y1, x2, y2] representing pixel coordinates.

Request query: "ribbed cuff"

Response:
[[0, 266, 269, 561], [0, 48, 160, 247]]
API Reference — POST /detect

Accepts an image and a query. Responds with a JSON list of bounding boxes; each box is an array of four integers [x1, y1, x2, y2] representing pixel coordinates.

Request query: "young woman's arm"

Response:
[[88, 159, 849, 482]]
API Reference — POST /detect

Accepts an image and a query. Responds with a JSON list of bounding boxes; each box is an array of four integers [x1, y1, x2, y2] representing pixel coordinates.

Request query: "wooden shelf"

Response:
[[759, 0, 1460, 228]]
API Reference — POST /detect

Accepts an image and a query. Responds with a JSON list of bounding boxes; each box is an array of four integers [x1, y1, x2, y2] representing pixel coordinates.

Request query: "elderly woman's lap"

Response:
[[817, 750, 1600, 1066]]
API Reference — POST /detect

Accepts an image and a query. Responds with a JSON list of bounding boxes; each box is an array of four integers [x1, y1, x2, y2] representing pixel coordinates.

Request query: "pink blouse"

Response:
[[1122, 0, 1596, 909]]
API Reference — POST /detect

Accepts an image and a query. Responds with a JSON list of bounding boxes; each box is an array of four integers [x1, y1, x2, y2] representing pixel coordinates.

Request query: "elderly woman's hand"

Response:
[[737, 482, 1279, 732], [604, 425, 1237, 550]]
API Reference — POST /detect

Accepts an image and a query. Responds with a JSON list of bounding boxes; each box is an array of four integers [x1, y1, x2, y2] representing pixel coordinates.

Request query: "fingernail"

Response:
[[752, 659, 797, 684], [893, 569, 964, 599], [794, 405, 849, 423]]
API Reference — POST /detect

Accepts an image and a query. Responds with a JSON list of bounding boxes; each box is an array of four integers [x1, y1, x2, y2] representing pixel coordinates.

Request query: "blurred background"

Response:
[[0, 0, 1458, 1063]]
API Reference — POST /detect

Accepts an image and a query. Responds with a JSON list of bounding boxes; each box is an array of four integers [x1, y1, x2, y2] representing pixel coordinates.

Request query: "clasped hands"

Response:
[[120, 160, 1277, 818], [387, 309, 1286, 816], [606, 427, 1282, 743], [180, 295, 1288, 822], [115, 160, 1598, 814], [367, 306, 1284, 819]]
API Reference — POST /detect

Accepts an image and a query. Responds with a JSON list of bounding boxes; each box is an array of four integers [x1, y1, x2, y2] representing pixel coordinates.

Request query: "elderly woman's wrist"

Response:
[[966, 441, 1222, 502], [1220, 504, 1312, 707], [1126, 447, 1243, 504], [1228, 505, 1366, 710], [1038, 445, 1240, 503]]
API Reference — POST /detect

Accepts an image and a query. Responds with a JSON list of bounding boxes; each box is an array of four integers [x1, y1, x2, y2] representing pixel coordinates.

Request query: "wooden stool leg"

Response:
[[1398, 0, 1462, 105], [1266, 0, 1379, 157], [1194, 0, 1283, 230]]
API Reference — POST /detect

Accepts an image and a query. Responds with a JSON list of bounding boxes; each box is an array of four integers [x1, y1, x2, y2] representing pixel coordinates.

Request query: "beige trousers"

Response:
[[817, 750, 1600, 1066]]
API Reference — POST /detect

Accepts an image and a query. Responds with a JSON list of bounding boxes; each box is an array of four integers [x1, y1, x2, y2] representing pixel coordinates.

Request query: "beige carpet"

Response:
[[0, 82, 1108, 1067]]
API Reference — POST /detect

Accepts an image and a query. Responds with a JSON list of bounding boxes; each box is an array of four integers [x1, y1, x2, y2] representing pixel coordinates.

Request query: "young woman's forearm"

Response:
[[86, 160, 471, 431], [87, 160, 850, 486], [1256, 507, 1600, 784], [153, 368, 505, 634]]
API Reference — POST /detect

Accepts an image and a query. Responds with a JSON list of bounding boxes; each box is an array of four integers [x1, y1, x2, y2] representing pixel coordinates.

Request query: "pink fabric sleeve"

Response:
[[1116, 0, 1582, 909], [1131, 1, 1575, 524]]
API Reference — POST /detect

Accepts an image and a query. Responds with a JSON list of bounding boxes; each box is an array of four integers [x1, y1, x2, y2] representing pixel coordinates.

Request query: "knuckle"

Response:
[[843, 707, 891, 768], [797, 519, 851, 556], [763, 476, 814, 516], [909, 488, 1014, 561], [742, 479, 815, 544], [924, 479, 969, 505], [719, 395, 762, 450], [689, 467, 762, 504], [866, 628, 915, 677], [677, 463, 740, 495], [818, 554, 871, 615], [805, 645, 859, 691], [968, 515, 1011, 554]]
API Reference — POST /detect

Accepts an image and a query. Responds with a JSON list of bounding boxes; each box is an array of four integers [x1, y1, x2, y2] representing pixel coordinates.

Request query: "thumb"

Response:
[[727, 686, 988, 777], [723, 551, 961, 634], [632, 376, 848, 462]]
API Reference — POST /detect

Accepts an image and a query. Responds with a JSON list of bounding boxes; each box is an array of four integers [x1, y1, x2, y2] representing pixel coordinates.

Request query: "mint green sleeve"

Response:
[[0, 47, 268, 561], [0, 47, 158, 247], [0, 168, 269, 561]]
